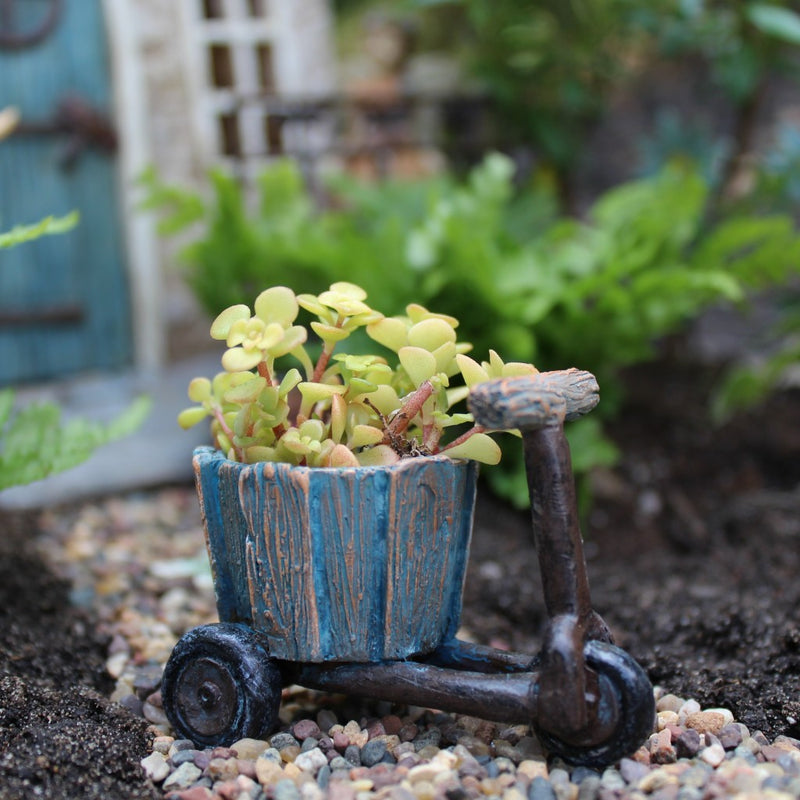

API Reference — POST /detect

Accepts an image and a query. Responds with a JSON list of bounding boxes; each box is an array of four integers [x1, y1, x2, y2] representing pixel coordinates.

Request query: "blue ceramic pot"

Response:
[[193, 446, 479, 663]]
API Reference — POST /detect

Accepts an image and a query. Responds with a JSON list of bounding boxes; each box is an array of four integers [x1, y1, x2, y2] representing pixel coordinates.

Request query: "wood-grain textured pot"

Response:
[[193, 446, 479, 663]]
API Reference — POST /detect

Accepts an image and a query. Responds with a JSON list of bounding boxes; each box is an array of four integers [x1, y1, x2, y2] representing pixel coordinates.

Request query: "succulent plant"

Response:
[[179, 282, 537, 467]]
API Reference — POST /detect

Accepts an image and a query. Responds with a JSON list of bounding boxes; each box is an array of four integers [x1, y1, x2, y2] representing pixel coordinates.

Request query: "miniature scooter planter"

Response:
[[162, 370, 655, 767], [191, 447, 478, 663]]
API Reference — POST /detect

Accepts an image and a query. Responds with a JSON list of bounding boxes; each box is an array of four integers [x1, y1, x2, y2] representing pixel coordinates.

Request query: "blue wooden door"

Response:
[[0, 0, 131, 385]]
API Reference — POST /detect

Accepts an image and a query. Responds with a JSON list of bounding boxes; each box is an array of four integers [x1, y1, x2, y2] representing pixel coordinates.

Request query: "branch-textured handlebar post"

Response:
[[469, 368, 612, 739], [467, 368, 600, 431]]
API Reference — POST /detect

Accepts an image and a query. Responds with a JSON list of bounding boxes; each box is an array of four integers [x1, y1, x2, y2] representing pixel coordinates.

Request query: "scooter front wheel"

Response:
[[533, 640, 655, 767], [161, 623, 282, 747]]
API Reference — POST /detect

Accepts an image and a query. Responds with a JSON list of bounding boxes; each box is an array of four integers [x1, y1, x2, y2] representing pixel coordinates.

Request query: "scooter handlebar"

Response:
[[468, 368, 599, 431]]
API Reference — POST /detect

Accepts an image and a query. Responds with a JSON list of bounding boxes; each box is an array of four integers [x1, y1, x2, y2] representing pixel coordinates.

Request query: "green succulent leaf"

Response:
[[221, 347, 263, 372], [317, 283, 372, 317], [269, 325, 307, 357], [244, 445, 277, 463], [310, 321, 350, 344], [443, 433, 502, 465], [298, 382, 347, 404], [435, 411, 474, 427], [254, 285, 299, 327], [456, 354, 490, 387], [224, 376, 267, 404], [347, 377, 378, 396], [211, 305, 250, 340], [406, 304, 459, 329], [363, 384, 401, 416], [327, 443, 361, 467], [299, 418, 326, 441], [399, 346, 438, 386], [357, 444, 401, 466], [278, 368, 302, 396], [296, 294, 327, 316], [407, 318, 457, 351], [446, 385, 470, 407], [187, 377, 212, 403], [350, 425, 385, 448], [432, 341, 458, 374], [502, 362, 539, 378], [177, 406, 209, 429], [330, 393, 347, 442], [366, 317, 409, 352]]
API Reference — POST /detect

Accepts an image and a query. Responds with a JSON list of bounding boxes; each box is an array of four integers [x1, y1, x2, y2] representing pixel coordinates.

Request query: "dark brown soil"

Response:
[[0, 353, 798, 798], [0, 512, 159, 800]]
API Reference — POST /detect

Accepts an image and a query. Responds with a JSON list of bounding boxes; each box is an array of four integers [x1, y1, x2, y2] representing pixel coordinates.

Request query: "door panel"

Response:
[[0, 0, 131, 385]]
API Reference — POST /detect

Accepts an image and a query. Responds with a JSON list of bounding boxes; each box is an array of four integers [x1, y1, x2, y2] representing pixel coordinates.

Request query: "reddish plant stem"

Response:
[[257, 358, 287, 440], [213, 407, 245, 462], [382, 381, 434, 444], [257, 360, 275, 385], [439, 424, 486, 454], [311, 318, 346, 383], [311, 345, 334, 384]]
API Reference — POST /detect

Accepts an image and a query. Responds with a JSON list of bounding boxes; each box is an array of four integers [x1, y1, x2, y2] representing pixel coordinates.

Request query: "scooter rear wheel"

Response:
[[533, 640, 655, 767], [162, 623, 282, 747]]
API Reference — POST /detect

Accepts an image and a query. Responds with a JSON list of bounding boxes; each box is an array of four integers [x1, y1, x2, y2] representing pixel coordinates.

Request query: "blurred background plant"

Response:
[[139, 0, 800, 508], [142, 150, 800, 506]]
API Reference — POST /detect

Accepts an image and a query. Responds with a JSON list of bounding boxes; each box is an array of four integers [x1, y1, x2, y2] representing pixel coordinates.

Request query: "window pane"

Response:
[[201, 0, 224, 19], [219, 113, 241, 156], [264, 115, 284, 154], [209, 44, 234, 88], [247, 0, 268, 17]]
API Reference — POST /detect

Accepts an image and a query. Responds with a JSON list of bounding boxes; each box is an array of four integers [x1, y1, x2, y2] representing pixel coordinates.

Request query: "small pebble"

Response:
[[675, 728, 702, 758], [273, 778, 301, 800], [293, 719, 322, 741], [73, 493, 800, 800], [685, 710, 727, 737], [231, 737, 270, 760], [162, 761, 202, 791], [271, 732, 300, 751], [618, 758, 649, 784], [718, 724, 744, 750], [140, 751, 170, 783], [576, 776, 600, 800], [699, 743, 726, 767], [294, 747, 328, 774], [170, 749, 198, 767], [529, 776, 557, 800], [361, 738, 388, 766]]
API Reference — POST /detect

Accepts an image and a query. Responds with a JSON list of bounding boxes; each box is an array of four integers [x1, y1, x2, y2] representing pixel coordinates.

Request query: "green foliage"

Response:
[[407, 0, 654, 176], [713, 342, 800, 422], [754, 123, 800, 207], [0, 211, 79, 249], [180, 281, 537, 468], [713, 290, 800, 421], [139, 161, 450, 317], [148, 154, 800, 506], [0, 393, 151, 491]]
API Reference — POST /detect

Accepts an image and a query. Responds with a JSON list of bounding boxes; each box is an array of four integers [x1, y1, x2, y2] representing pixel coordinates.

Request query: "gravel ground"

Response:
[[21, 483, 800, 800], [2, 347, 799, 799]]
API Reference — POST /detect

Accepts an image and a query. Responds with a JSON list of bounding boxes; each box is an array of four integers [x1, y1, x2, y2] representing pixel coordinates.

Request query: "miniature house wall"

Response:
[[1, 0, 467, 384], [105, 0, 337, 371]]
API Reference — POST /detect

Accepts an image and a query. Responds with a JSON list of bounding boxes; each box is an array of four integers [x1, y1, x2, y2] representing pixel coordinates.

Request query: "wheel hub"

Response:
[[176, 657, 239, 738]]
